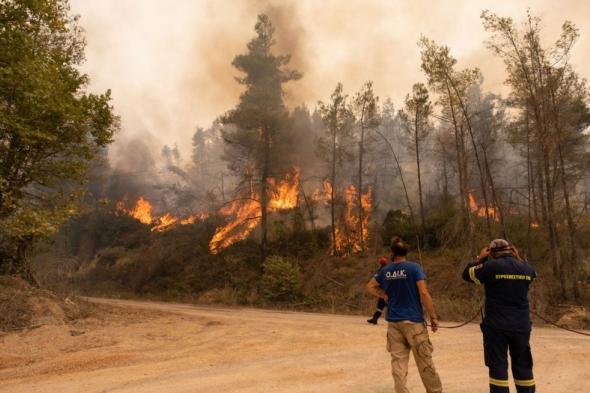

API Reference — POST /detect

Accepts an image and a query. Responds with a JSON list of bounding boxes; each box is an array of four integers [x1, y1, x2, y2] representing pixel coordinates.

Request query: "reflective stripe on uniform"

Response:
[[469, 266, 482, 285], [489, 378, 509, 387], [514, 378, 535, 387]]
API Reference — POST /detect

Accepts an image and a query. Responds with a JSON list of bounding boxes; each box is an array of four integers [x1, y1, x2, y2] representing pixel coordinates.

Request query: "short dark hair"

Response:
[[390, 236, 408, 256]]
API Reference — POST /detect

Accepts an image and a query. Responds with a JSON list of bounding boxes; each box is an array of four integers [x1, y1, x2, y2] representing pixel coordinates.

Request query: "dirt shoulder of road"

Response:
[[1, 298, 589, 393]]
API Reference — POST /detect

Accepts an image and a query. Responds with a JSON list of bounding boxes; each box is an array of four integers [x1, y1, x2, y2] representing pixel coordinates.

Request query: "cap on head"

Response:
[[378, 256, 388, 266], [489, 239, 511, 255]]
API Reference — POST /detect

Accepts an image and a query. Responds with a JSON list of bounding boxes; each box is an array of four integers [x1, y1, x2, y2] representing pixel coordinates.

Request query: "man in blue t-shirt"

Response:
[[367, 237, 443, 393]]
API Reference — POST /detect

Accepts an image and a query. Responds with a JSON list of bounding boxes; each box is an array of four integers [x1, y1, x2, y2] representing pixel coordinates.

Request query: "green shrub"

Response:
[[261, 256, 302, 302], [380, 209, 414, 246]]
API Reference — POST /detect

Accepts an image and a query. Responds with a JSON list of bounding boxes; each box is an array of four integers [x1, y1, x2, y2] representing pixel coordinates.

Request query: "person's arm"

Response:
[[366, 277, 388, 301], [462, 246, 493, 285], [510, 245, 523, 261], [416, 280, 438, 332]]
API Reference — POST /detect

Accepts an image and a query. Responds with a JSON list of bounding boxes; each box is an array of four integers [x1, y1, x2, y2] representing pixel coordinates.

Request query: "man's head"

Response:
[[489, 238, 512, 258], [390, 236, 408, 258]]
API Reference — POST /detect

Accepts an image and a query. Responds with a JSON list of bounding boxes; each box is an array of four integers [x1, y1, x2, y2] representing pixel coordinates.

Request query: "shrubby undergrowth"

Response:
[[31, 207, 590, 328]]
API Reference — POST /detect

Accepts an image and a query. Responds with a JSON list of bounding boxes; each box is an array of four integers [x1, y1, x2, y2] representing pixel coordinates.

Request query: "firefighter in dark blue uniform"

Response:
[[463, 239, 536, 393]]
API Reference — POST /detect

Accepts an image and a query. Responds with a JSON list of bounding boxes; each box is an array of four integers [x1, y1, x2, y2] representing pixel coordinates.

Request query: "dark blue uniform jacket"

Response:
[[463, 255, 536, 332]]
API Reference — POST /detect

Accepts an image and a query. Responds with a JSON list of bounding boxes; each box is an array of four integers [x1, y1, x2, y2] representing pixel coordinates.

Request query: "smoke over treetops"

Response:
[[71, 0, 590, 166]]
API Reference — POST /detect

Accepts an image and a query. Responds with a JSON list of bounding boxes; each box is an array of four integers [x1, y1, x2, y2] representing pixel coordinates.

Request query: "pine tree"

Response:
[[221, 14, 301, 256]]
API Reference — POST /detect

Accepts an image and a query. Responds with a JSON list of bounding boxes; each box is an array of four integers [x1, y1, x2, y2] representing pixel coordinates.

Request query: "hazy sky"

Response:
[[70, 0, 590, 163]]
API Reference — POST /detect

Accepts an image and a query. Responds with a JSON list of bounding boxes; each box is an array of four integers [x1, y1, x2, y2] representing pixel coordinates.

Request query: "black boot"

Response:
[[367, 310, 382, 325]]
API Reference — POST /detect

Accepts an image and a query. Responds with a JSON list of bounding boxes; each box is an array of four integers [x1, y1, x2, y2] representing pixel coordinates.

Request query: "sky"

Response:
[[69, 0, 590, 164]]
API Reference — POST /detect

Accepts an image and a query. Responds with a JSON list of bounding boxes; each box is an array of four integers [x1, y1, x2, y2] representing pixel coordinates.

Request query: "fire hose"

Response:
[[529, 309, 590, 337], [426, 306, 483, 329], [425, 305, 590, 336]]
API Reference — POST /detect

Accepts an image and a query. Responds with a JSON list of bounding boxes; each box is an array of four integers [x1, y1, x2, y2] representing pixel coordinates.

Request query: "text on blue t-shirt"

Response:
[[374, 261, 426, 323]]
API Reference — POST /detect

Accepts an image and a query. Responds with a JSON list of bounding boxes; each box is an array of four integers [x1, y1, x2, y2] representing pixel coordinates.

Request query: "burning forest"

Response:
[[2, 0, 590, 315], [57, 9, 590, 305], [115, 196, 209, 232], [4, 3, 590, 392], [209, 168, 301, 254]]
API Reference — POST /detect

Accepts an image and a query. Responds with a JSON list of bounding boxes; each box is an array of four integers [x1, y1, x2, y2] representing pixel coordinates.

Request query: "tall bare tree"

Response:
[[318, 83, 354, 255], [399, 83, 432, 234], [352, 81, 380, 252]]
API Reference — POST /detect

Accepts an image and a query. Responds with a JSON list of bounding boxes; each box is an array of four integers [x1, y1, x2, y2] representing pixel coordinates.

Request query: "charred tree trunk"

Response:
[[447, 79, 493, 238], [300, 188, 316, 232], [414, 109, 426, 235], [375, 130, 416, 229], [536, 158, 548, 225], [446, 87, 474, 253], [530, 161, 539, 224], [331, 128, 338, 256], [439, 138, 450, 202], [558, 144, 580, 300], [548, 67, 580, 300], [260, 126, 270, 258], [454, 126, 469, 231], [357, 124, 365, 252], [482, 145, 507, 239], [542, 147, 566, 298], [526, 118, 533, 259]]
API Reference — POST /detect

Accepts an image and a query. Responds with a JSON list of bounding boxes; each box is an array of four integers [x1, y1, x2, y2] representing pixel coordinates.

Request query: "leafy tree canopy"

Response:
[[0, 0, 118, 276]]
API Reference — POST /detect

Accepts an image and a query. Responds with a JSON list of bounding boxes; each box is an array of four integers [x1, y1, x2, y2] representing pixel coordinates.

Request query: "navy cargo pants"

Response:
[[481, 323, 535, 392]]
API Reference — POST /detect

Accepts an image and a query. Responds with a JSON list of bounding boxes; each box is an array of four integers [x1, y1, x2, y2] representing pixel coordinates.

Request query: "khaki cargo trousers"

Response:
[[386, 320, 443, 393]]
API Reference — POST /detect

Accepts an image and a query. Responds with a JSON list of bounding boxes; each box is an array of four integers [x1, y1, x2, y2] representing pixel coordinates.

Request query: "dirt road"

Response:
[[1, 298, 588, 392]]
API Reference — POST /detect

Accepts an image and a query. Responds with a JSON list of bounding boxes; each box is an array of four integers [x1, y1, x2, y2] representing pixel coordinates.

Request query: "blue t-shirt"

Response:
[[375, 261, 426, 323]]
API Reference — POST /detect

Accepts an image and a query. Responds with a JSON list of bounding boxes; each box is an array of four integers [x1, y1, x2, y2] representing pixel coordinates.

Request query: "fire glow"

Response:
[[116, 196, 208, 232], [468, 191, 499, 222], [334, 185, 372, 254], [268, 168, 300, 210], [208, 168, 301, 254], [208, 170, 373, 255]]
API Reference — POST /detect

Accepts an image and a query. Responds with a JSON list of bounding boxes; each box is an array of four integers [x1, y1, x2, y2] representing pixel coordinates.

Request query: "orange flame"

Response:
[[322, 179, 333, 203], [268, 168, 300, 210], [531, 221, 540, 229], [209, 195, 261, 254], [361, 187, 372, 245], [468, 191, 499, 222], [311, 179, 333, 205], [209, 168, 301, 254], [180, 211, 209, 225], [116, 196, 207, 231], [468, 192, 478, 213], [151, 213, 178, 232], [129, 196, 154, 225], [334, 185, 372, 255]]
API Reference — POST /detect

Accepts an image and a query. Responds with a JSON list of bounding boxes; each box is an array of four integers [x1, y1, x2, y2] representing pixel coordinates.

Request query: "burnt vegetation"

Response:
[[1, 1, 589, 326]]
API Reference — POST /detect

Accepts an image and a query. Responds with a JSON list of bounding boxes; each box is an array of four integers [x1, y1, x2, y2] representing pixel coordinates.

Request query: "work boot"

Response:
[[367, 310, 381, 325]]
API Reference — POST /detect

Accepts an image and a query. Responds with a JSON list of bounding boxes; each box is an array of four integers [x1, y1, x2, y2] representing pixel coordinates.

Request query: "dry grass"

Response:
[[0, 276, 102, 333]]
